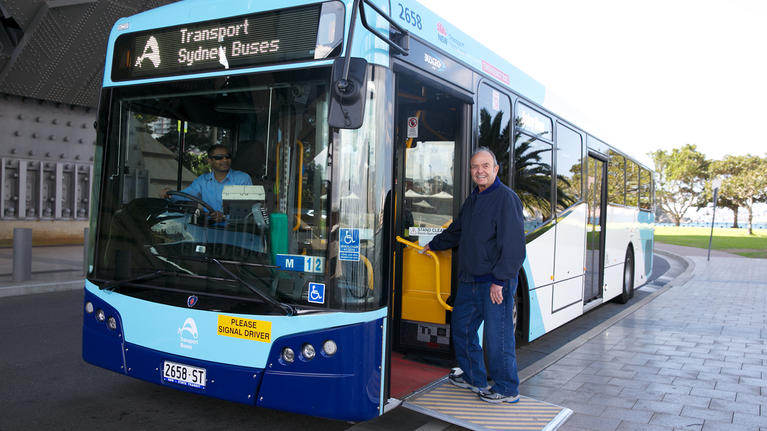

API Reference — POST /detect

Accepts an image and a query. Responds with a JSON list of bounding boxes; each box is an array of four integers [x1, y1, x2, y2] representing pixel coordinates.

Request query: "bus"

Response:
[[82, 0, 655, 423]]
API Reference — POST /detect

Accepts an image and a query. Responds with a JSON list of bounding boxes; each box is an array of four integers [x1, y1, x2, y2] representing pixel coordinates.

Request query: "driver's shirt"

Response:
[[177, 169, 252, 212]]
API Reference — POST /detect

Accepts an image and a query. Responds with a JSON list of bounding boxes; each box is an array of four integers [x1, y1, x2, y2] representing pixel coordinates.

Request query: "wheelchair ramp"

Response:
[[402, 379, 572, 431]]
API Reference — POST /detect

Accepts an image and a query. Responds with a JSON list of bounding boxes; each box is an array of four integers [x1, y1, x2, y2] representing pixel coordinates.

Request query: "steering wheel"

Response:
[[166, 190, 216, 214]]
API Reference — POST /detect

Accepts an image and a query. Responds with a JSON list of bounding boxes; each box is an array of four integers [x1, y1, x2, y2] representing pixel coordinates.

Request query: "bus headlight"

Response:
[[302, 343, 316, 360], [322, 339, 337, 356], [95, 309, 105, 322], [281, 347, 295, 363], [85, 302, 94, 314], [107, 316, 117, 330]]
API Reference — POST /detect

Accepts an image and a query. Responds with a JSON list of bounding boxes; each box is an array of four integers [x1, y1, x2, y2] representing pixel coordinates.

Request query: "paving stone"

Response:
[[681, 406, 734, 422], [632, 373, 678, 384], [701, 420, 762, 431], [648, 412, 704, 429], [674, 377, 718, 389], [684, 363, 725, 374], [609, 378, 651, 390], [573, 382, 624, 396], [708, 398, 761, 415], [734, 393, 767, 405], [707, 371, 754, 382], [616, 421, 673, 431], [587, 393, 638, 409], [690, 387, 738, 401], [662, 393, 712, 408], [646, 382, 694, 395], [620, 387, 666, 401], [568, 373, 615, 384], [621, 364, 662, 375], [660, 368, 701, 379], [633, 399, 684, 415], [646, 359, 685, 370], [564, 413, 622, 431], [600, 407, 654, 424], [715, 382, 762, 395], [739, 377, 767, 388], [559, 400, 608, 417], [734, 412, 767, 427]]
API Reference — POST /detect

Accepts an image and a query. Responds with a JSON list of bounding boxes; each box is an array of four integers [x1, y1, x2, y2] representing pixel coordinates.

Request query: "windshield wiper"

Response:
[[206, 257, 295, 316], [137, 253, 296, 316], [100, 270, 170, 290]]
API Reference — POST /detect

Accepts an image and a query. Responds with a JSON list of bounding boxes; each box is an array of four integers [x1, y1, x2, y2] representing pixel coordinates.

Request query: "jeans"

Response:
[[451, 279, 519, 396]]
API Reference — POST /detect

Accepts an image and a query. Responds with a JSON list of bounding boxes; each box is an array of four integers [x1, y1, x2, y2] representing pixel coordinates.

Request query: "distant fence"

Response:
[[656, 222, 767, 230]]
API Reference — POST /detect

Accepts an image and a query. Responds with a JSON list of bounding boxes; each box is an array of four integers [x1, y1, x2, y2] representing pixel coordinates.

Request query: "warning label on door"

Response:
[[407, 117, 418, 138]]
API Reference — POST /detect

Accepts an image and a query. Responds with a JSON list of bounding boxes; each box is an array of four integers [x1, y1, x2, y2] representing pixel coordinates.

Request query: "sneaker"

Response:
[[448, 368, 487, 393], [479, 388, 520, 404]]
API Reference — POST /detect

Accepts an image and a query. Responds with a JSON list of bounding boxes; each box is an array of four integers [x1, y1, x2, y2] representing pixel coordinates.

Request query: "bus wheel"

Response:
[[617, 248, 634, 304]]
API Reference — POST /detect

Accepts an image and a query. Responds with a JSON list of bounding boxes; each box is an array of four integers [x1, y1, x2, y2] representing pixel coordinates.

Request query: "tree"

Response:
[[650, 144, 708, 226], [710, 155, 767, 235]]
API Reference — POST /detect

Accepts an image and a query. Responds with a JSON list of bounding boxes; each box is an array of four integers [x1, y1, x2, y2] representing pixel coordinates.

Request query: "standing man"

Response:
[[423, 147, 526, 403], [163, 144, 252, 221]]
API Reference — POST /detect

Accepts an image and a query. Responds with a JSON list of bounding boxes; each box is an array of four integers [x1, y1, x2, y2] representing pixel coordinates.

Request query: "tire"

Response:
[[617, 248, 634, 304]]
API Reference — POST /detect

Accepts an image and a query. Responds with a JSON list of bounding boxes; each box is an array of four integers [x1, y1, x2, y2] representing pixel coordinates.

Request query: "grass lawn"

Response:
[[655, 226, 767, 258]]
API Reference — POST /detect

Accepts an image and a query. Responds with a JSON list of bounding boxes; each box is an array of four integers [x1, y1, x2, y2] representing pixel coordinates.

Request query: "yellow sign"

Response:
[[217, 315, 272, 342]]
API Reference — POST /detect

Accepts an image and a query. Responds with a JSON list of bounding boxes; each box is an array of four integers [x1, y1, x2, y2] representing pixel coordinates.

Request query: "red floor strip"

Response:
[[390, 352, 450, 399]]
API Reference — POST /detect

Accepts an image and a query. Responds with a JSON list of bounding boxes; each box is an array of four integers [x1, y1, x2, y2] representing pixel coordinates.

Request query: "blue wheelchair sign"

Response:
[[339, 228, 360, 261], [308, 282, 325, 304]]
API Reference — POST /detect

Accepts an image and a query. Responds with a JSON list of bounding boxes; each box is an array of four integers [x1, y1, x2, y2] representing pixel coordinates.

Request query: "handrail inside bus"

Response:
[[293, 140, 304, 231], [395, 236, 452, 312]]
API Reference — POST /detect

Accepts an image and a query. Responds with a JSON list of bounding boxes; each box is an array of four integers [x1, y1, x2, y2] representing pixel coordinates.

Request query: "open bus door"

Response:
[[389, 71, 462, 398], [387, 71, 572, 430]]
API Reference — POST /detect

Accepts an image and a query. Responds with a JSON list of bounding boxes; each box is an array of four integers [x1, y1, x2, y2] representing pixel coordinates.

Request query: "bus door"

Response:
[[585, 154, 607, 305], [389, 71, 465, 398]]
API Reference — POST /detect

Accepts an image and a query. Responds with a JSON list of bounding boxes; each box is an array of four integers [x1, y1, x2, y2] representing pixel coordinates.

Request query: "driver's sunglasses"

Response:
[[209, 154, 232, 160]]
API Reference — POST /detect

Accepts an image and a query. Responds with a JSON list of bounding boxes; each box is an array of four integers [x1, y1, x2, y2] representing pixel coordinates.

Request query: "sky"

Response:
[[417, 0, 767, 168]]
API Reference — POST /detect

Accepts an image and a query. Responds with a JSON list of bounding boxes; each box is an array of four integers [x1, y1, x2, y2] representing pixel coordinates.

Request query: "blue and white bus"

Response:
[[83, 0, 654, 422]]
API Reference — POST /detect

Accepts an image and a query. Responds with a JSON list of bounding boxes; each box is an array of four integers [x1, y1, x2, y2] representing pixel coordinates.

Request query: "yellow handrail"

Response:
[[395, 235, 452, 311], [360, 255, 374, 291], [293, 140, 304, 231]]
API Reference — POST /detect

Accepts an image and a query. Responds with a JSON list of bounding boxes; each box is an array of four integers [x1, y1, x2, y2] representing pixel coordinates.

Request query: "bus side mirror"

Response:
[[328, 57, 368, 129]]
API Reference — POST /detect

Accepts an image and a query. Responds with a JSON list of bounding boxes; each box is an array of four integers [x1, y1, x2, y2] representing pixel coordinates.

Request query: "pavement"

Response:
[[0, 245, 85, 297], [3, 242, 767, 431], [523, 243, 767, 431]]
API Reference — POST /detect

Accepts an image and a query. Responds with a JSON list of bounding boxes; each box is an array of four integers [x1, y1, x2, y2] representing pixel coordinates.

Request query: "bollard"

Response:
[[12, 228, 33, 282], [83, 227, 89, 276]]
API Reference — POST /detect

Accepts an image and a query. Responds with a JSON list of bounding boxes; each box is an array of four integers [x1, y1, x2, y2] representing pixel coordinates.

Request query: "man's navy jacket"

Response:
[[428, 177, 526, 285]]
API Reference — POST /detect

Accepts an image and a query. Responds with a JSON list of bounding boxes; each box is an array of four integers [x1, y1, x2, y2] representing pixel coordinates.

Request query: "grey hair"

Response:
[[471, 146, 498, 167]]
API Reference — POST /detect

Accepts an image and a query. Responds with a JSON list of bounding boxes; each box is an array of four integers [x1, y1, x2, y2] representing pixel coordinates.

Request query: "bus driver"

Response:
[[162, 144, 252, 222]]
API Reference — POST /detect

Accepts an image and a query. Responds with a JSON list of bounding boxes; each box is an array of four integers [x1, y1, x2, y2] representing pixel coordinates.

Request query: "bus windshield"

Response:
[[91, 71, 343, 313]]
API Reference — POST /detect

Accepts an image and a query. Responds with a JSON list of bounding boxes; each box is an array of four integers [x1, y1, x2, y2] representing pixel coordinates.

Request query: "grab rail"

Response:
[[293, 140, 304, 231], [395, 236, 452, 311]]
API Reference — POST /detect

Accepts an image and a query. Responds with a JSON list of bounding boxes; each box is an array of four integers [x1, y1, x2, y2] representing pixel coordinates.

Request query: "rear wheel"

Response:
[[617, 248, 634, 304]]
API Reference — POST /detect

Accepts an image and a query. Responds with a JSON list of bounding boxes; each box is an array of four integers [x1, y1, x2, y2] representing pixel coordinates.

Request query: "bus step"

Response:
[[402, 379, 572, 431]]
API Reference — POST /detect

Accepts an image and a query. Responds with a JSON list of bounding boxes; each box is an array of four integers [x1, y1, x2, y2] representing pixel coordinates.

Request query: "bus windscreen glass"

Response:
[[112, 5, 321, 81]]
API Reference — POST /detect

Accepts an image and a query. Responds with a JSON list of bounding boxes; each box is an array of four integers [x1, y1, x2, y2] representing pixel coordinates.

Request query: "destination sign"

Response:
[[112, 5, 322, 81]]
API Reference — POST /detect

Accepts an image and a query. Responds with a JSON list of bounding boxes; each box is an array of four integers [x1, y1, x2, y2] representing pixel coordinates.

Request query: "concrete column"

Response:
[[12, 228, 32, 282], [83, 227, 89, 275]]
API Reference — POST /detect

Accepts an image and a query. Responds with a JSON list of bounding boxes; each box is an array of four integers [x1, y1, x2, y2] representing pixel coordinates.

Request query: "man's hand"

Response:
[[210, 211, 225, 222], [490, 283, 503, 304], [161, 188, 171, 199], [420, 243, 431, 254]]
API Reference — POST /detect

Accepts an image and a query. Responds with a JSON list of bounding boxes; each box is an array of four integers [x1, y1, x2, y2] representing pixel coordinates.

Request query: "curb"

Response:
[[0, 279, 84, 298]]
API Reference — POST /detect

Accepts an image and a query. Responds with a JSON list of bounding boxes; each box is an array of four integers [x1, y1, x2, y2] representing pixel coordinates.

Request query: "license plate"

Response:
[[162, 360, 206, 389]]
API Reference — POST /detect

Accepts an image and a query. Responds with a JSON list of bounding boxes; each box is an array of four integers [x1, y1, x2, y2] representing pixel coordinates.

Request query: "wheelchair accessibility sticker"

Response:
[[308, 283, 325, 304], [339, 228, 360, 261]]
